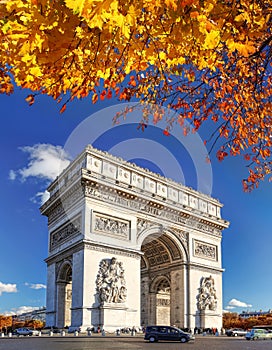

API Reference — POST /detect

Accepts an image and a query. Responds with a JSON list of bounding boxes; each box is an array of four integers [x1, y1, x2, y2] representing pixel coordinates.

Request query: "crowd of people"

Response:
[[193, 327, 225, 336]]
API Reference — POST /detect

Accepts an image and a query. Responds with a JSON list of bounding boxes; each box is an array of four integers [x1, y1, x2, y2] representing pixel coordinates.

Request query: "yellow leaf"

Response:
[[164, 0, 177, 10], [34, 33, 44, 52], [235, 12, 250, 23], [203, 29, 220, 50], [64, 0, 86, 15], [29, 66, 43, 77], [19, 42, 31, 57], [21, 53, 35, 63]]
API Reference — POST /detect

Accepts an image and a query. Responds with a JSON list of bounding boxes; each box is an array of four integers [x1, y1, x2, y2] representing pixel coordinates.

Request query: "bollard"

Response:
[[87, 330, 92, 337], [116, 329, 120, 336], [38, 331, 42, 337], [61, 330, 66, 336], [49, 330, 53, 336], [0, 333, 4, 337], [74, 330, 78, 337], [131, 329, 136, 336], [8, 333, 12, 338]]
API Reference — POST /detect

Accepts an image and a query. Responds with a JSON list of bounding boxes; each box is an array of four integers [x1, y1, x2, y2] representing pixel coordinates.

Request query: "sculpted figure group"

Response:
[[197, 275, 217, 311], [96, 257, 127, 304]]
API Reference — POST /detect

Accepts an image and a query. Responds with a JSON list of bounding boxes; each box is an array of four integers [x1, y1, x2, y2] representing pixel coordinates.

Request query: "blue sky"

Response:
[[1, 87, 272, 317]]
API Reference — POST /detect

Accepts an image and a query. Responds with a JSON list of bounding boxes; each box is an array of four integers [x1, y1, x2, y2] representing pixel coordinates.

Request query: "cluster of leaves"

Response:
[[223, 311, 272, 330], [0, 315, 12, 332], [0, 0, 271, 189], [0, 315, 44, 332], [23, 318, 45, 329]]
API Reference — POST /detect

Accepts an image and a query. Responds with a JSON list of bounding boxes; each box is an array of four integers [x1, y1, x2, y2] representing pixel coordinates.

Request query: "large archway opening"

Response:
[[56, 262, 72, 328], [140, 232, 185, 328]]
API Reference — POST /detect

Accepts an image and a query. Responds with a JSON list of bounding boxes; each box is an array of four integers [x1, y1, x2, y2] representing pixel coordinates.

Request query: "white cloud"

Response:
[[4, 306, 40, 316], [31, 191, 50, 205], [225, 305, 235, 310], [25, 282, 46, 290], [17, 144, 71, 181], [8, 170, 16, 180], [0, 282, 17, 296], [228, 298, 252, 308], [9, 144, 71, 204]]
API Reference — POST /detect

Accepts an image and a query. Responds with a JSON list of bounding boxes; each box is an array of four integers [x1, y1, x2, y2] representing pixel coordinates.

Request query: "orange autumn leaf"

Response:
[[25, 94, 35, 106], [60, 103, 67, 114], [92, 93, 98, 104]]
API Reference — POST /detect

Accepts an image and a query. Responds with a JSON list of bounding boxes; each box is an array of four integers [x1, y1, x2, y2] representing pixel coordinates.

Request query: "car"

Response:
[[15, 327, 40, 336], [144, 325, 195, 343], [245, 328, 272, 340], [226, 328, 247, 337]]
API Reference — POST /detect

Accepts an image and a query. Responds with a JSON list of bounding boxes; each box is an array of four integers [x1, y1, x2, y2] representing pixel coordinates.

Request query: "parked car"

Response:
[[15, 328, 40, 336], [144, 325, 195, 343], [226, 328, 247, 337], [245, 328, 272, 340]]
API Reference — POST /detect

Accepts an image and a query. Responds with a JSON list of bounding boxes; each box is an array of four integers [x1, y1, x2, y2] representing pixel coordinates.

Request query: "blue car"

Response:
[[245, 329, 272, 340]]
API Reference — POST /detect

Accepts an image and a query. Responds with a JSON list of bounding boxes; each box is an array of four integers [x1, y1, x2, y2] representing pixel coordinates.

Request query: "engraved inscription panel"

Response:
[[50, 215, 81, 251], [93, 212, 130, 240], [194, 239, 217, 261]]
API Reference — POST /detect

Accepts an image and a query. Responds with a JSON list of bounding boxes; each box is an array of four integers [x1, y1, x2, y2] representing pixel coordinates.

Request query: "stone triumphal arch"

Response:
[[41, 146, 229, 331]]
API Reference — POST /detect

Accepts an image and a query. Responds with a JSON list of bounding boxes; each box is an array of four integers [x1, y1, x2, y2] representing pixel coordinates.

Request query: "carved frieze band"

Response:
[[193, 239, 217, 261], [85, 243, 141, 259], [47, 202, 65, 225], [50, 216, 82, 251], [47, 186, 83, 224], [93, 212, 130, 240], [85, 185, 222, 237], [189, 264, 222, 274]]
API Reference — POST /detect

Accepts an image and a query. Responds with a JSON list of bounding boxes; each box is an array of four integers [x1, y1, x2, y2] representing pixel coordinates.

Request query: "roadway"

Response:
[[1, 335, 272, 350]]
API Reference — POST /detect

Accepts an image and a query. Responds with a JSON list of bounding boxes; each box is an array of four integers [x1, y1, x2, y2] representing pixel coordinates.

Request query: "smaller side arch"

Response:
[[57, 260, 72, 282], [150, 274, 171, 294], [150, 275, 171, 325], [56, 259, 73, 328]]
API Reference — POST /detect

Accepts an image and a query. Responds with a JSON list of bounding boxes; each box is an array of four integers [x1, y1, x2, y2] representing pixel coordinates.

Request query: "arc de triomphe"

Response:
[[41, 146, 229, 331]]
